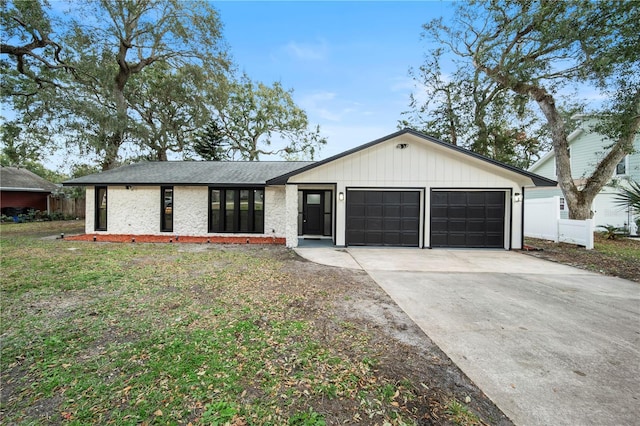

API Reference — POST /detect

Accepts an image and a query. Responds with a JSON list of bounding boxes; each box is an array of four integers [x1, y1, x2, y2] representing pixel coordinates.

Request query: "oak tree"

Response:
[[421, 0, 639, 219], [194, 74, 326, 161], [2, 0, 230, 170]]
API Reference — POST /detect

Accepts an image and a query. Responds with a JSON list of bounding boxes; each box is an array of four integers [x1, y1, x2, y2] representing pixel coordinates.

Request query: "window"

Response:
[[161, 187, 173, 232], [560, 197, 566, 211], [209, 188, 264, 233], [95, 186, 107, 231], [615, 156, 628, 176]]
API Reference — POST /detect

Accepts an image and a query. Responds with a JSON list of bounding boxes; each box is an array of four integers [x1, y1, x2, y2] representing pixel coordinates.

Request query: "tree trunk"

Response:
[[156, 148, 168, 161], [569, 198, 594, 220], [101, 134, 122, 171], [445, 88, 458, 146]]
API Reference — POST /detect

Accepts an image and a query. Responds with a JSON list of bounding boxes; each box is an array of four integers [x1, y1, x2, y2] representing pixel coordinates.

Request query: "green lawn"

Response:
[[2, 222, 461, 425]]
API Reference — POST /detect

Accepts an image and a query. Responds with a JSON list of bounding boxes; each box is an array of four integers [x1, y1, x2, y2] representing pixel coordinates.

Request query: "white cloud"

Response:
[[284, 40, 329, 61], [298, 91, 343, 122], [389, 76, 415, 92]]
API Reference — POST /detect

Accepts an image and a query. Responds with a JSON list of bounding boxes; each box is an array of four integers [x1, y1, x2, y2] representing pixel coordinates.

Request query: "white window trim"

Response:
[[615, 155, 629, 176]]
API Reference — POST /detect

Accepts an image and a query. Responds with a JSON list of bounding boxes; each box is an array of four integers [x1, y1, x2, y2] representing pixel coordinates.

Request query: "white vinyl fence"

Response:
[[524, 196, 594, 249]]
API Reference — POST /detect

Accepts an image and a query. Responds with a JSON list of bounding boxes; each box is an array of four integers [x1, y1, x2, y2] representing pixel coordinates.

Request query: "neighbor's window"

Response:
[[209, 188, 264, 233], [161, 186, 173, 232], [615, 156, 627, 175], [95, 186, 107, 231], [559, 197, 566, 211]]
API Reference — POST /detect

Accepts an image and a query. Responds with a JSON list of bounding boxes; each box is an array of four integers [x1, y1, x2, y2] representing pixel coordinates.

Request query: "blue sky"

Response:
[[214, 1, 455, 159]]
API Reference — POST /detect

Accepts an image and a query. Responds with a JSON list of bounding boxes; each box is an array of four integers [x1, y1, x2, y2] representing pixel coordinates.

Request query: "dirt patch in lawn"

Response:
[[1, 228, 511, 424], [524, 234, 640, 283], [247, 247, 511, 424]]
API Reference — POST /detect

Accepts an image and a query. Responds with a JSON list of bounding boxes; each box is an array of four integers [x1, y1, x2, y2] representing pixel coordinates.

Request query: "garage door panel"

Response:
[[348, 218, 365, 229], [366, 205, 383, 216], [366, 192, 383, 203], [402, 218, 419, 230], [467, 206, 485, 216], [447, 233, 468, 247], [385, 219, 401, 231], [485, 237, 504, 247], [467, 192, 488, 204], [347, 190, 420, 247], [487, 206, 504, 218], [349, 205, 365, 217], [366, 231, 383, 245], [431, 206, 448, 217], [383, 192, 402, 203], [430, 191, 505, 248], [467, 220, 487, 232], [402, 205, 420, 216], [449, 192, 467, 204], [449, 219, 467, 232], [346, 230, 365, 245], [402, 193, 419, 205], [366, 218, 383, 230], [485, 192, 504, 203], [431, 192, 448, 204], [383, 232, 401, 245], [449, 207, 467, 218], [349, 191, 365, 204], [384, 205, 401, 217], [486, 220, 504, 232]]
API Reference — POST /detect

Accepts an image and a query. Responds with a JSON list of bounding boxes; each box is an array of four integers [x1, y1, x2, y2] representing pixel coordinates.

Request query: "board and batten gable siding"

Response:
[[288, 134, 531, 187], [85, 185, 287, 238], [287, 133, 529, 248]]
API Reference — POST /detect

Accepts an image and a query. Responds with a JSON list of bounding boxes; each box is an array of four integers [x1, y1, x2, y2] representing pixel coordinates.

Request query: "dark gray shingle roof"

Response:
[[0, 166, 59, 192], [62, 161, 315, 186]]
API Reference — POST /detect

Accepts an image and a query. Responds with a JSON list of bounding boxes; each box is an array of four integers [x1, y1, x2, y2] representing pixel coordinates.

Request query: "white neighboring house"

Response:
[[63, 129, 556, 249], [526, 118, 640, 230]]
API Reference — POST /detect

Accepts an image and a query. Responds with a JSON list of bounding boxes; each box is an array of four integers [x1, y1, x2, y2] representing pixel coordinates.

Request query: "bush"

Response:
[[598, 224, 623, 240]]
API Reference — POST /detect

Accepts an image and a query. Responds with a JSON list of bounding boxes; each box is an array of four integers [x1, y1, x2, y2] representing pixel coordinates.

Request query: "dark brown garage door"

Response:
[[346, 190, 420, 246], [431, 191, 505, 248]]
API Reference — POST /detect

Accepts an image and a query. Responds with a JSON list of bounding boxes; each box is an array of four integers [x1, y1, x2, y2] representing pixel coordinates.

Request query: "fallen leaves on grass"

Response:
[[524, 234, 640, 282], [1, 224, 511, 425]]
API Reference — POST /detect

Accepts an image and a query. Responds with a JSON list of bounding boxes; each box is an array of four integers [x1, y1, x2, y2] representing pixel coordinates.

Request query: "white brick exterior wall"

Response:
[[174, 186, 208, 236], [108, 186, 160, 234], [285, 184, 299, 247], [264, 186, 286, 238], [86, 185, 287, 238], [85, 186, 95, 233]]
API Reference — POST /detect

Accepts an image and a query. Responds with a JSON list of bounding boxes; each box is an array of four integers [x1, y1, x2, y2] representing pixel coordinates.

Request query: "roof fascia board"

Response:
[[0, 187, 53, 192], [62, 182, 269, 187]]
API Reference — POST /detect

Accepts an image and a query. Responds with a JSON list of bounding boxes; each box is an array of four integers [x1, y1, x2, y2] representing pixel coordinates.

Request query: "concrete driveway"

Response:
[[296, 247, 640, 426]]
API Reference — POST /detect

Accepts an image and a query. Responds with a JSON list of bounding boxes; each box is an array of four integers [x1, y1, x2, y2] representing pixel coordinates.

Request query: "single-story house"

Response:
[[0, 166, 59, 216], [63, 129, 556, 248]]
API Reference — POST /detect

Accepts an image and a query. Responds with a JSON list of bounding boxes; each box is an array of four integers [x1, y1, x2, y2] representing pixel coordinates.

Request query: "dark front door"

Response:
[[430, 190, 505, 248], [303, 191, 324, 235]]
